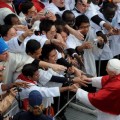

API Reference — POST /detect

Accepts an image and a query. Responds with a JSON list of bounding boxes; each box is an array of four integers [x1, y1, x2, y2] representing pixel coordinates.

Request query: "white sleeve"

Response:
[[85, 3, 98, 19], [29, 35, 47, 48], [39, 87, 60, 97], [38, 69, 53, 86], [6, 36, 25, 54], [99, 21, 106, 28], [29, 85, 60, 98], [76, 88, 95, 108], [91, 77, 102, 88]]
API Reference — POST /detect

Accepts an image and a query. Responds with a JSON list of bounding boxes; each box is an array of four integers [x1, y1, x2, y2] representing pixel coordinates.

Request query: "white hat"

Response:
[[107, 59, 120, 75]]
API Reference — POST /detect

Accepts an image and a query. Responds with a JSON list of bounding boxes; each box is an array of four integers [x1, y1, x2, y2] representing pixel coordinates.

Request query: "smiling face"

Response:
[[30, 70, 40, 82], [47, 49, 57, 64], [26, 6, 37, 18], [3, 27, 17, 41], [78, 22, 90, 35], [76, 1, 90, 13]]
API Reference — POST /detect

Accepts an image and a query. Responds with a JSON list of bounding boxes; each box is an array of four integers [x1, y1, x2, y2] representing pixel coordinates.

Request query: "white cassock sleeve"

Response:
[[85, 3, 98, 19], [76, 88, 95, 108], [6, 36, 25, 54], [38, 69, 53, 86], [91, 77, 102, 88]]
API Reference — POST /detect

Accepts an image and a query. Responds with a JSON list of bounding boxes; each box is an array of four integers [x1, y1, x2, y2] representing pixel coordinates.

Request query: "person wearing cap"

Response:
[[72, 59, 120, 120], [13, 90, 53, 120]]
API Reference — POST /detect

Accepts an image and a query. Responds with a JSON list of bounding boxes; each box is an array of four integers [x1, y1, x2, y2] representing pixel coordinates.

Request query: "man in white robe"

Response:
[[74, 59, 120, 120]]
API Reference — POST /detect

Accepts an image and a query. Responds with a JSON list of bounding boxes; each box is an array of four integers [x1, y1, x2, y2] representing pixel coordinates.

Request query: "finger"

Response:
[[80, 82, 88, 87]]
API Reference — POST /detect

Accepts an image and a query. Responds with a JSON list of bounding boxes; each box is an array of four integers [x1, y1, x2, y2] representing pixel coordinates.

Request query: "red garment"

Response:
[[17, 74, 37, 84], [19, 0, 45, 12], [17, 74, 37, 110], [88, 75, 120, 115], [0, 2, 15, 12], [32, 0, 45, 12]]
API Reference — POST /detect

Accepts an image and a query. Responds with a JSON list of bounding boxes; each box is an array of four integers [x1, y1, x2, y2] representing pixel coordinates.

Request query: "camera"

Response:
[[14, 86, 22, 92]]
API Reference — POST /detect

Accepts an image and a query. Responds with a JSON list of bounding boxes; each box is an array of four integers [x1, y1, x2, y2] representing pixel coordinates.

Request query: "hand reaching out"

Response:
[[73, 77, 89, 87], [68, 83, 80, 92], [14, 82, 30, 88], [9, 88, 18, 97], [50, 64, 67, 72]]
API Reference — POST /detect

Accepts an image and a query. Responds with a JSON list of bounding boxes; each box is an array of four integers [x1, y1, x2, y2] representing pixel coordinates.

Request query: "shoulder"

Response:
[[13, 111, 29, 120], [39, 113, 53, 120]]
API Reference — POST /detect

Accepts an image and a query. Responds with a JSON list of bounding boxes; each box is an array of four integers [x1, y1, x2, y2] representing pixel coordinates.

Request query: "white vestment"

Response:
[[76, 77, 120, 120]]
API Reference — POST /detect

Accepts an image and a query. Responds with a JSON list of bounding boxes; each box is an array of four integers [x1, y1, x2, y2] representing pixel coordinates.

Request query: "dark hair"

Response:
[[75, 15, 89, 28], [39, 19, 55, 34], [21, 1, 34, 14], [49, 0, 52, 3], [4, 14, 18, 25], [100, 1, 117, 12], [0, 25, 12, 37], [56, 24, 69, 36], [62, 10, 74, 20], [26, 39, 41, 54], [22, 63, 38, 77], [41, 44, 56, 60], [75, 0, 91, 5]]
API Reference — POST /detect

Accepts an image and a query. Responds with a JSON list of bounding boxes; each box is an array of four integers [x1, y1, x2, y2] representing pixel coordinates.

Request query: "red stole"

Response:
[[17, 74, 37, 110], [88, 75, 120, 115], [0, 2, 15, 12]]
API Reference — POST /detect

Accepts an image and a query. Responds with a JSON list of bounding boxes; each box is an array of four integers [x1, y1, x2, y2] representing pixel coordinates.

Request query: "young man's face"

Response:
[[48, 49, 57, 64], [78, 22, 90, 35], [31, 70, 40, 81], [0, 51, 9, 61], [103, 7, 116, 22], [76, 1, 89, 14], [52, 0, 65, 8], [64, 14, 75, 27], [11, 17, 21, 25], [4, 27, 17, 41], [60, 31, 68, 42], [26, 6, 37, 18], [30, 48, 42, 59], [46, 25, 57, 39]]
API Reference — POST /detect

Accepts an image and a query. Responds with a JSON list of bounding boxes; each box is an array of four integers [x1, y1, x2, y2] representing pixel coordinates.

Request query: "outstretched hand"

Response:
[[73, 77, 90, 87], [14, 82, 29, 88], [51, 64, 67, 72], [68, 83, 80, 92]]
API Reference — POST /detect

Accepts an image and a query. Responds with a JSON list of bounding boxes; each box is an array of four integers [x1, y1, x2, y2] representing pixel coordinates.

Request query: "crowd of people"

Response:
[[0, 0, 120, 120]]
